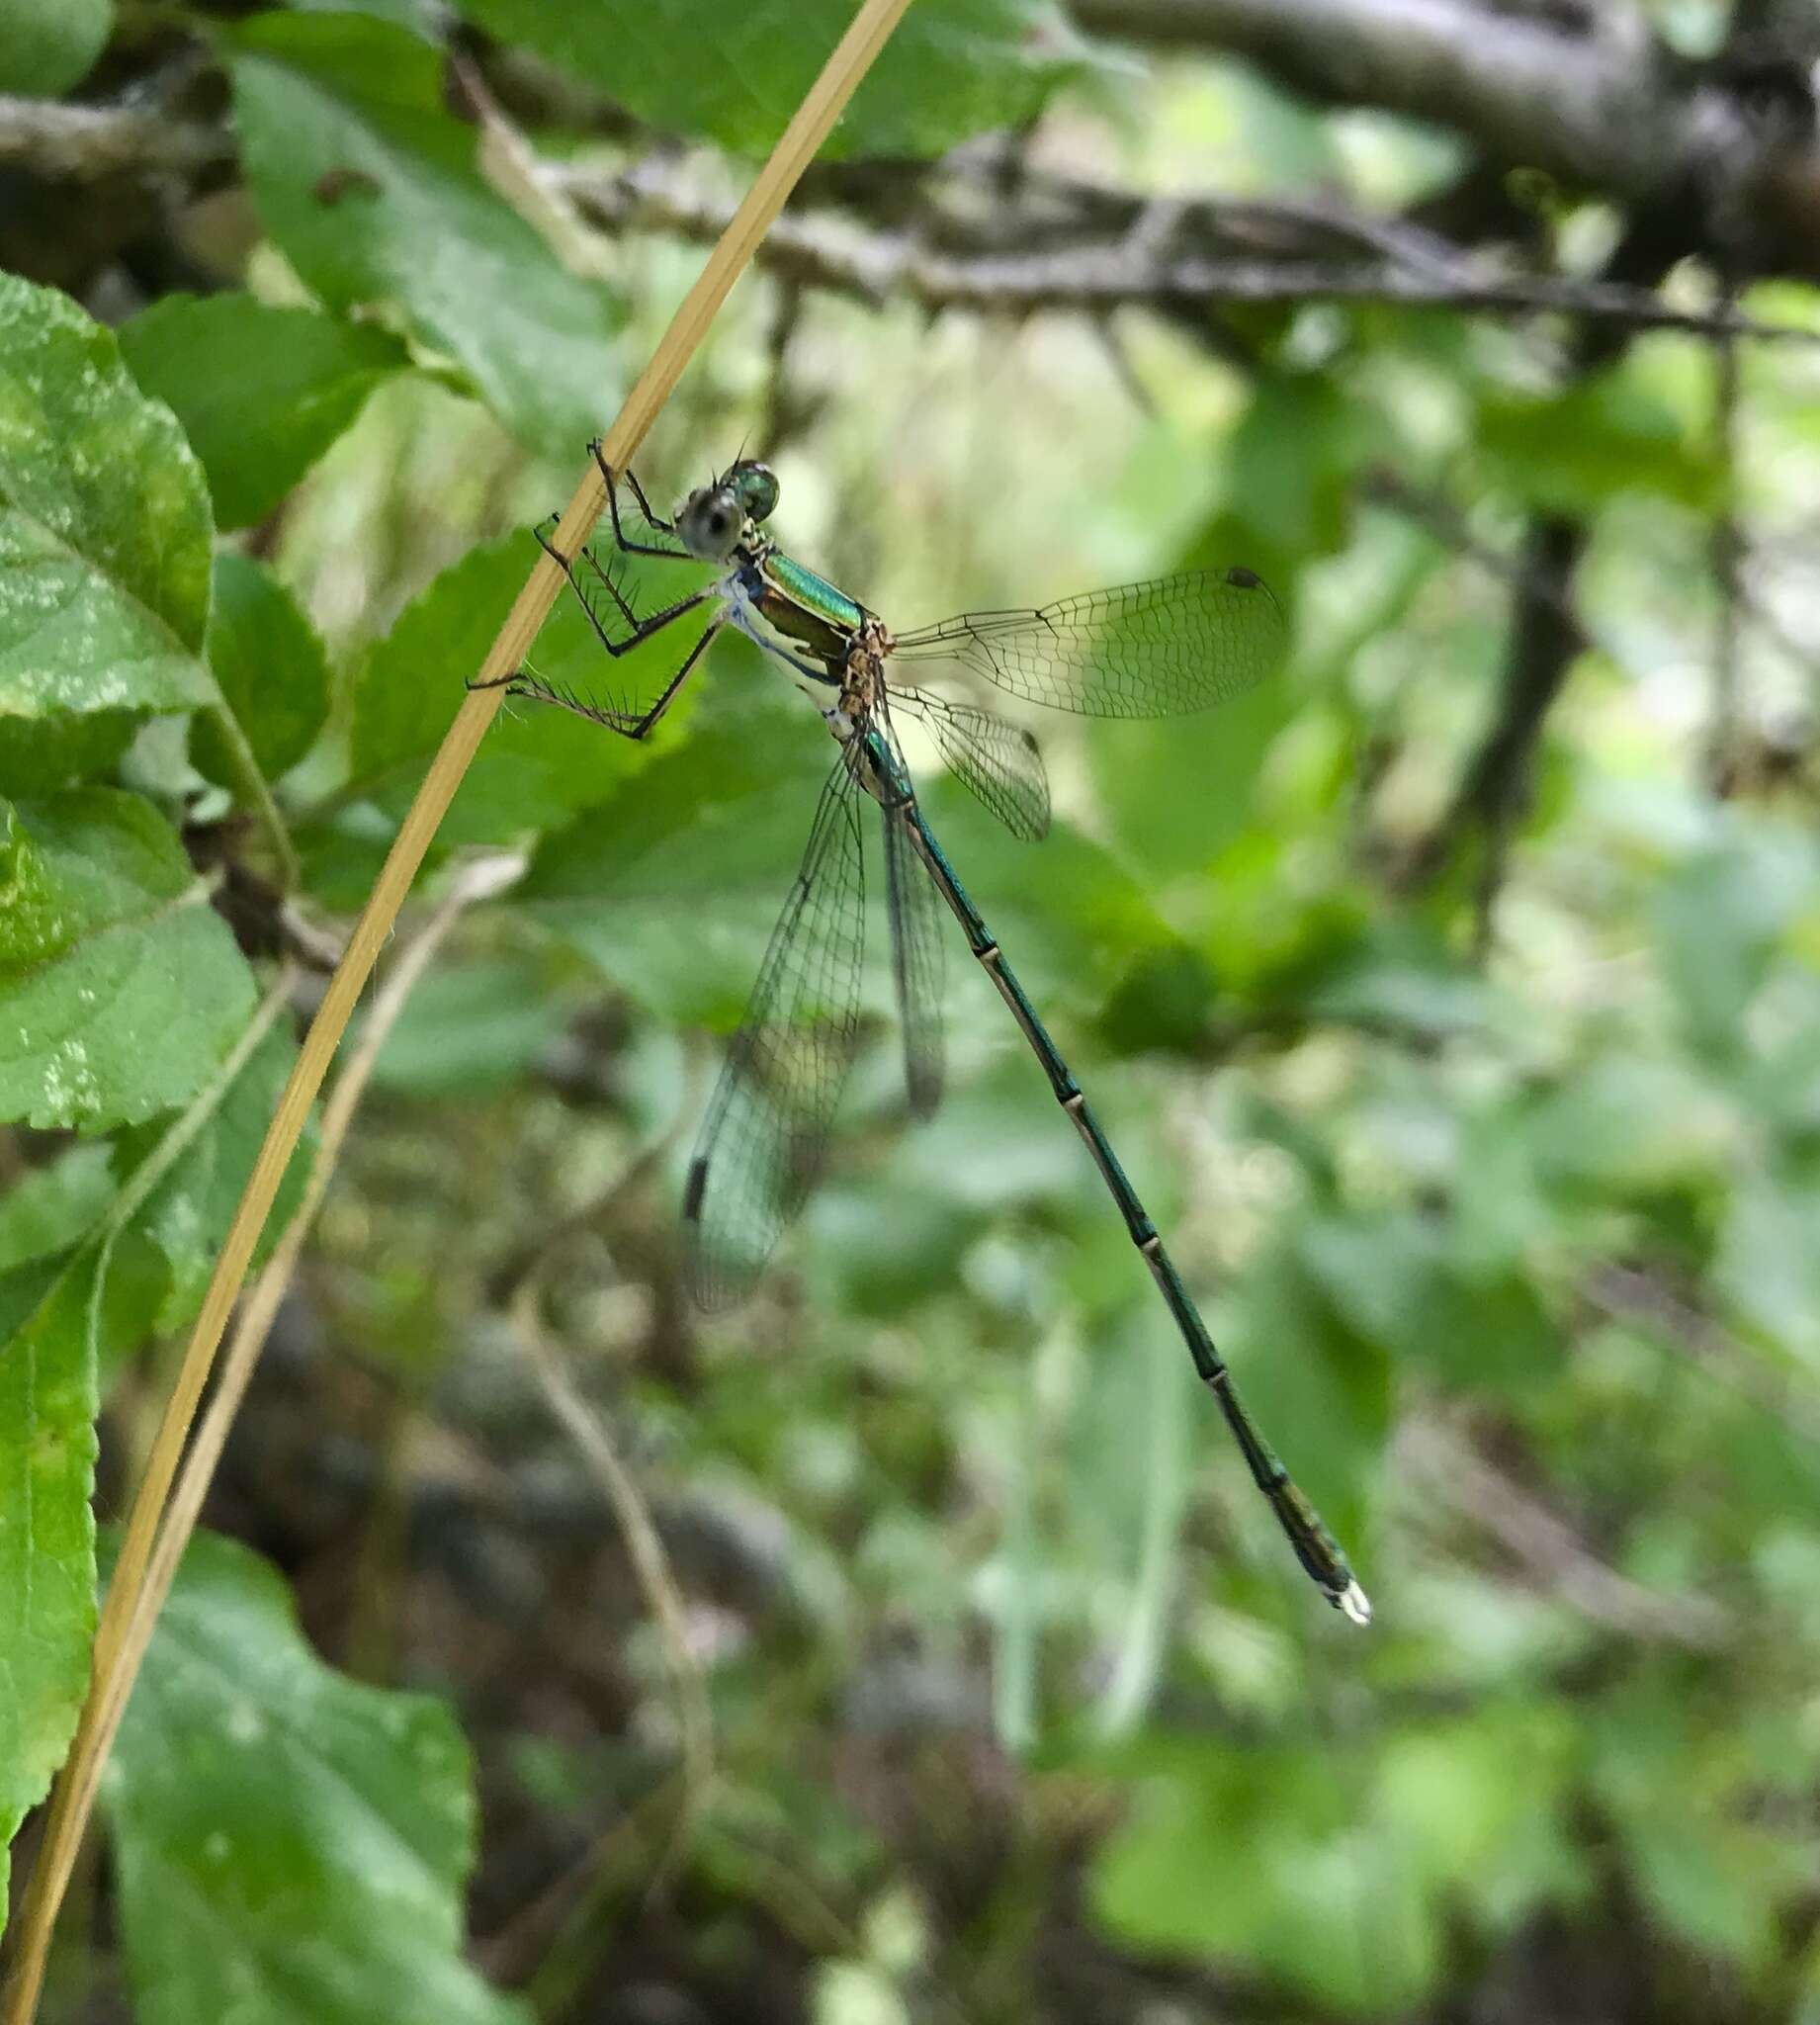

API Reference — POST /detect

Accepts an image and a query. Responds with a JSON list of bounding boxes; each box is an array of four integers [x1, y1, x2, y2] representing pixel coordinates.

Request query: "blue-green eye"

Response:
[[731, 462, 779, 525]]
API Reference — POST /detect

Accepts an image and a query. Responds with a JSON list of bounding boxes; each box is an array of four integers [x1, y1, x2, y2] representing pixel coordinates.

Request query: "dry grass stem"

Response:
[[2, 1, 916, 2011]]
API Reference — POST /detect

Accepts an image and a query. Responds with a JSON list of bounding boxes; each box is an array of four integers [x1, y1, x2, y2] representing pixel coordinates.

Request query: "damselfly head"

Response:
[[675, 461, 780, 562]]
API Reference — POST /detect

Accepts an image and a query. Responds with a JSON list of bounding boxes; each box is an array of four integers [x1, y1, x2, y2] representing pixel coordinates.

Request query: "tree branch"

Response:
[[551, 150, 1818, 341], [1066, 0, 1820, 277], [0, 91, 227, 180]]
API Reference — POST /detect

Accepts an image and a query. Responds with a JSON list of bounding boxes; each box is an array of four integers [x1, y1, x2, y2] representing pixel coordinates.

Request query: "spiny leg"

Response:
[[501, 620, 723, 742], [529, 520, 709, 660]]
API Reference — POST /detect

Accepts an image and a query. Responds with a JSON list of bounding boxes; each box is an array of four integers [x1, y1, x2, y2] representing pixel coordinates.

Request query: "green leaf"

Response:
[[364, 954, 577, 1098], [0, 1143, 115, 1272], [1717, 1170, 1820, 1369], [0, 1007, 302, 1920], [1091, 670, 1293, 881], [1088, 1708, 1577, 2013], [0, 792, 257, 1129], [341, 534, 654, 847], [451, 0, 1069, 159], [1222, 374, 1374, 562], [1478, 370, 1720, 514], [193, 554, 330, 792], [0, 271, 214, 719], [0, 708, 140, 794], [1526, 1052, 1740, 1197], [104, 1531, 529, 2025], [915, 775, 1176, 1006], [229, 14, 618, 454], [119, 295, 409, 530], [1222, 1238, 1389, 1539], [1650, 829, 1815, 1058], [109, 1025, 313, 1337], [1298, 1213, 1564, 1397], [0, 1249, 102, 1922], [1088, 1737, 1441, 2012], [518, 695, 830, 1020], [0, 0, 111, 96]]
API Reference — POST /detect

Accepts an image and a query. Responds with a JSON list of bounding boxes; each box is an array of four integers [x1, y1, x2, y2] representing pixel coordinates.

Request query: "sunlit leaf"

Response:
[[120, 295, 410, 530], [229, 13, 619, 455], [0, 271, 213, 719], [0, 793, 256, 1130]]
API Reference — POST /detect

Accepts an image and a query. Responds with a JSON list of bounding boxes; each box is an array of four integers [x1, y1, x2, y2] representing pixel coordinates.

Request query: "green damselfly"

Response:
[[482, 445, 1369, 1624]]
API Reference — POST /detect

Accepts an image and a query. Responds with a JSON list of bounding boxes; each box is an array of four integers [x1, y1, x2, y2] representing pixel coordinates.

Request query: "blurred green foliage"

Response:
[[5, 1, 1820, 2020]]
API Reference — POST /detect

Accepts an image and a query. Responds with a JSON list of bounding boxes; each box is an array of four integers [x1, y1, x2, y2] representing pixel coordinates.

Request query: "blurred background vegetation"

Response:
[[6, 0, 1820, 2019]]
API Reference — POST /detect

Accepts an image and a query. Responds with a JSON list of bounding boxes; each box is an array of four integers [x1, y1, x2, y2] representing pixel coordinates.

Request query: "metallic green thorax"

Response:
[[757, 552, 868, 665]]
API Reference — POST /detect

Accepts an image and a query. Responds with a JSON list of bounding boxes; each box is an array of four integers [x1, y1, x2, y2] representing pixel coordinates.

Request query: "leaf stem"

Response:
[[202, 698, 301, 892]]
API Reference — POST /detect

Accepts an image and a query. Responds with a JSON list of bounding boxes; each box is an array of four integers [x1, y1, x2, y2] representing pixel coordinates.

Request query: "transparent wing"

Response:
[[890, 568, 1285, 720], [891, 687, 1052, 842], [877, 723, 946, 1118], [684, 754, 867, 1312]]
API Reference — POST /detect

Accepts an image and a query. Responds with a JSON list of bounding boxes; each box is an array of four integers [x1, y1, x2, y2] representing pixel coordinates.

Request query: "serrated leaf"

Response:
[[0, 271, 214, 719], [193, 553, 330, 792], [104, 1531, 529, 2025], [229, 14, 618, 455], [0, 791, 256, 1129], [450, 0, 1071, 159], [119, 295, 409, 529], [517, 698, 830, 1020], [0, 0, 111, 96]]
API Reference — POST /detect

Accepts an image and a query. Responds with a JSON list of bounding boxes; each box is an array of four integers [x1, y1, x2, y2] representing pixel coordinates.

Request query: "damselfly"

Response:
[[481, 444, 1369, 1623]]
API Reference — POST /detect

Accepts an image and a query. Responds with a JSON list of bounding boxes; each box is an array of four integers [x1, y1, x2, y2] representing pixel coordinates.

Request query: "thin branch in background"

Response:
[[1398, 1421, 1735, 1650], [1585, 1263, 1820, 1453], [552, 149, 1820, 343], [1399, 514, 1586, 924], [0, 88, 228, 180], [1706, 302, 1744, 795], [756, 276, 818, 461], [509, 1287, 715, 1867], [1063, 0, 1820, 280]]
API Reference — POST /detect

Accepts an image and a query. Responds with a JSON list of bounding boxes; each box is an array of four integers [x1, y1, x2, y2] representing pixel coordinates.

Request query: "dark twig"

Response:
[[1401, 515, 1585, 924], [551, 149, 1820, 342]]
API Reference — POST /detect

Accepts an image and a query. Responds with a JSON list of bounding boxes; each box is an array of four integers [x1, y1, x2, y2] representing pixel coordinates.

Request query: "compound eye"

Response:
[[679, 486, 743, 559]]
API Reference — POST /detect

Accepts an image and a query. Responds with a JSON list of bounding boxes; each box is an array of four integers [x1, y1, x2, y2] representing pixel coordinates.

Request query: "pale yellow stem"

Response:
[[1, 2, 914, 2012]]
